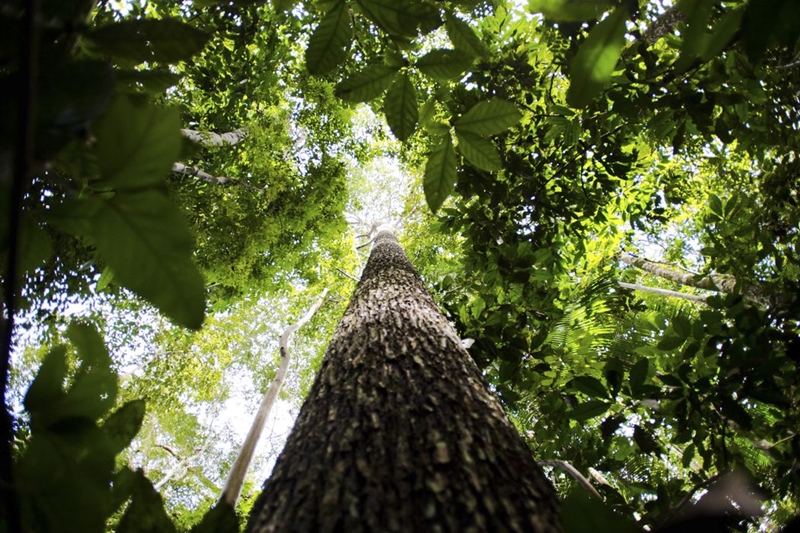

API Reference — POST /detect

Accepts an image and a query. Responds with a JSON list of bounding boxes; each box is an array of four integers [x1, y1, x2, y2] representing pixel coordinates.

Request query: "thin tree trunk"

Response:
[[246, 225, 561, 532], [619, 252, 772, 307], [221, 289, 329, 507]]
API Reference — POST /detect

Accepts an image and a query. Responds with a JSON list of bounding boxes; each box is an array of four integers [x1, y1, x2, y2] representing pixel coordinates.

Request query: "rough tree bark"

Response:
[[246, 225, 561, 532]]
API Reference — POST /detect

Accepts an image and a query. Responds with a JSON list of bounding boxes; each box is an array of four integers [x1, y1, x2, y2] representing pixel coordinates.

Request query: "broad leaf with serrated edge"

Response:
[[64, 191, 205, 329], [306, 2, 353, 75], [455, 130, 501, 171], [335, 64, 399, 102], [95, 95, 181, 190], [566, 7, 628, 108], [454, 98, 522, 136], [445, 14, 488, 57], [355, 0, 419, 37], [424, 134, 456, 213], [416, 49, 474, 80], [384, 73, 418, 141]]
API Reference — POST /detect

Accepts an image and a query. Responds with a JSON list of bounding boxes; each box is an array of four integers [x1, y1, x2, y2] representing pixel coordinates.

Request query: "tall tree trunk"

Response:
[[246, 226, 561, 532]]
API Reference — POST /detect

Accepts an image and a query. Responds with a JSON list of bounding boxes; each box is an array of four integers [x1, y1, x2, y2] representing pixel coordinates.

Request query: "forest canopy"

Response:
[[1, 0, 799, 531]]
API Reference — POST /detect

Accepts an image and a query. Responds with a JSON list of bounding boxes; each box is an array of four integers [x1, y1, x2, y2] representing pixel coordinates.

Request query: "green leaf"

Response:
[[305, 2, 353, 75], [355, 0, 433, 37], [633, 425, 661, 454], [423, 134, 457, 213], [455, 130, 501, 171], [569, 400, 611, 421], [529, 0, 612, 22], [116, 69, 182, 94], [95, 95, 182, 190], [471, 295, 486, 319], [701, 5, 744, 61], [416, 48, 474, 80], [86, 18, 211, 64], [93, 192, 205, 329], [570, 376, 609, 399], [103, 400, 146, 456], [117, 469, 177, 533], [24, 345, 68, 415], [566, 7, 628, 108], [335, 64, 399, 102], [561, 489, 642, 533], [671, 314, 692, 337], [629, 358, 649, 395], [708, 194, 723, 217], [445, 14, 488, 57], [384, 73, 418, 141], [657, 334, 684, 351], [454, 99, 522, 136], [190, 501, 239, 533], [64, 322, 117, 420]]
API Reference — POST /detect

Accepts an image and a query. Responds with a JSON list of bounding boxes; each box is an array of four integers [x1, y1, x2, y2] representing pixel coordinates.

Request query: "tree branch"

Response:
[[538, 460, 602, 499], [181, 127, 249, 147], [619, 252, 773, 308], [171, 162, 262, 192], [618, 281, 708, 303], [220, 289, 330, 507]]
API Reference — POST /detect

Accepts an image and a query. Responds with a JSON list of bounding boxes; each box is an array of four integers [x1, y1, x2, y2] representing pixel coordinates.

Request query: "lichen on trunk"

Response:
[[246, 226, 561, 532]]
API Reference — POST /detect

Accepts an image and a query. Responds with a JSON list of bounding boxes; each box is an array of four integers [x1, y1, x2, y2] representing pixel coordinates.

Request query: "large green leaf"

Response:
[[416, 49, 474, 80], [87, 18, 211, 64], [103, 400, 146, 456], [561, 490, 642, 533], [92, 192, 205, 329], [455, 130, 501, 171], [453, 98, 522, 136], [423, 134, 457, 213], [95, 95, 182, 190], [569, 400, 611, 421], [24, 345, 68, 416], [117, 469, 177, 533], [566, 7, 628, 108], [55, 191, 205, 329], [355, 0, 414, 37], [569, 375, 610, 399], [445, 14, 488, 57], [384, 73, 418, 141], [306, 2, 353, 75], [529, 0, 611, 21], [335, 64, 399, 102]]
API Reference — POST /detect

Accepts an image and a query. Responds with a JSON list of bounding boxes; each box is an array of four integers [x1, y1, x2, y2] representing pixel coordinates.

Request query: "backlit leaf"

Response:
[[445, 14, 488, 57], [424, 134, 457, 213], [455, 130, 501, 171], [566, 7, 628, 108], [95, 95, 182, 190], [306, 2, 353, 75], [335, 64, 399, 102], [384, 73, 418, 141], [570, 376, 609, 398], [103, 400, 146, 456], [416, 49, 474, 80], [454, 99, 522, 136]]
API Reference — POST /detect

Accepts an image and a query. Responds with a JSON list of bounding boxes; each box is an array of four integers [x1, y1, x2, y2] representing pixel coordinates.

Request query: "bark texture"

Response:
[[246, 227, 561, 532]]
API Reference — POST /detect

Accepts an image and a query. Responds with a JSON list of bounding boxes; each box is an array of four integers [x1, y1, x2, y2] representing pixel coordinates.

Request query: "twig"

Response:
[[538, 459, 602, 499], [335, 268, 358, 282]]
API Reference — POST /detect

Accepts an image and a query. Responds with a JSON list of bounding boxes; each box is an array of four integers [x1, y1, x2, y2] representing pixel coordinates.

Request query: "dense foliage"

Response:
[[1, 0, 799, 531]]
